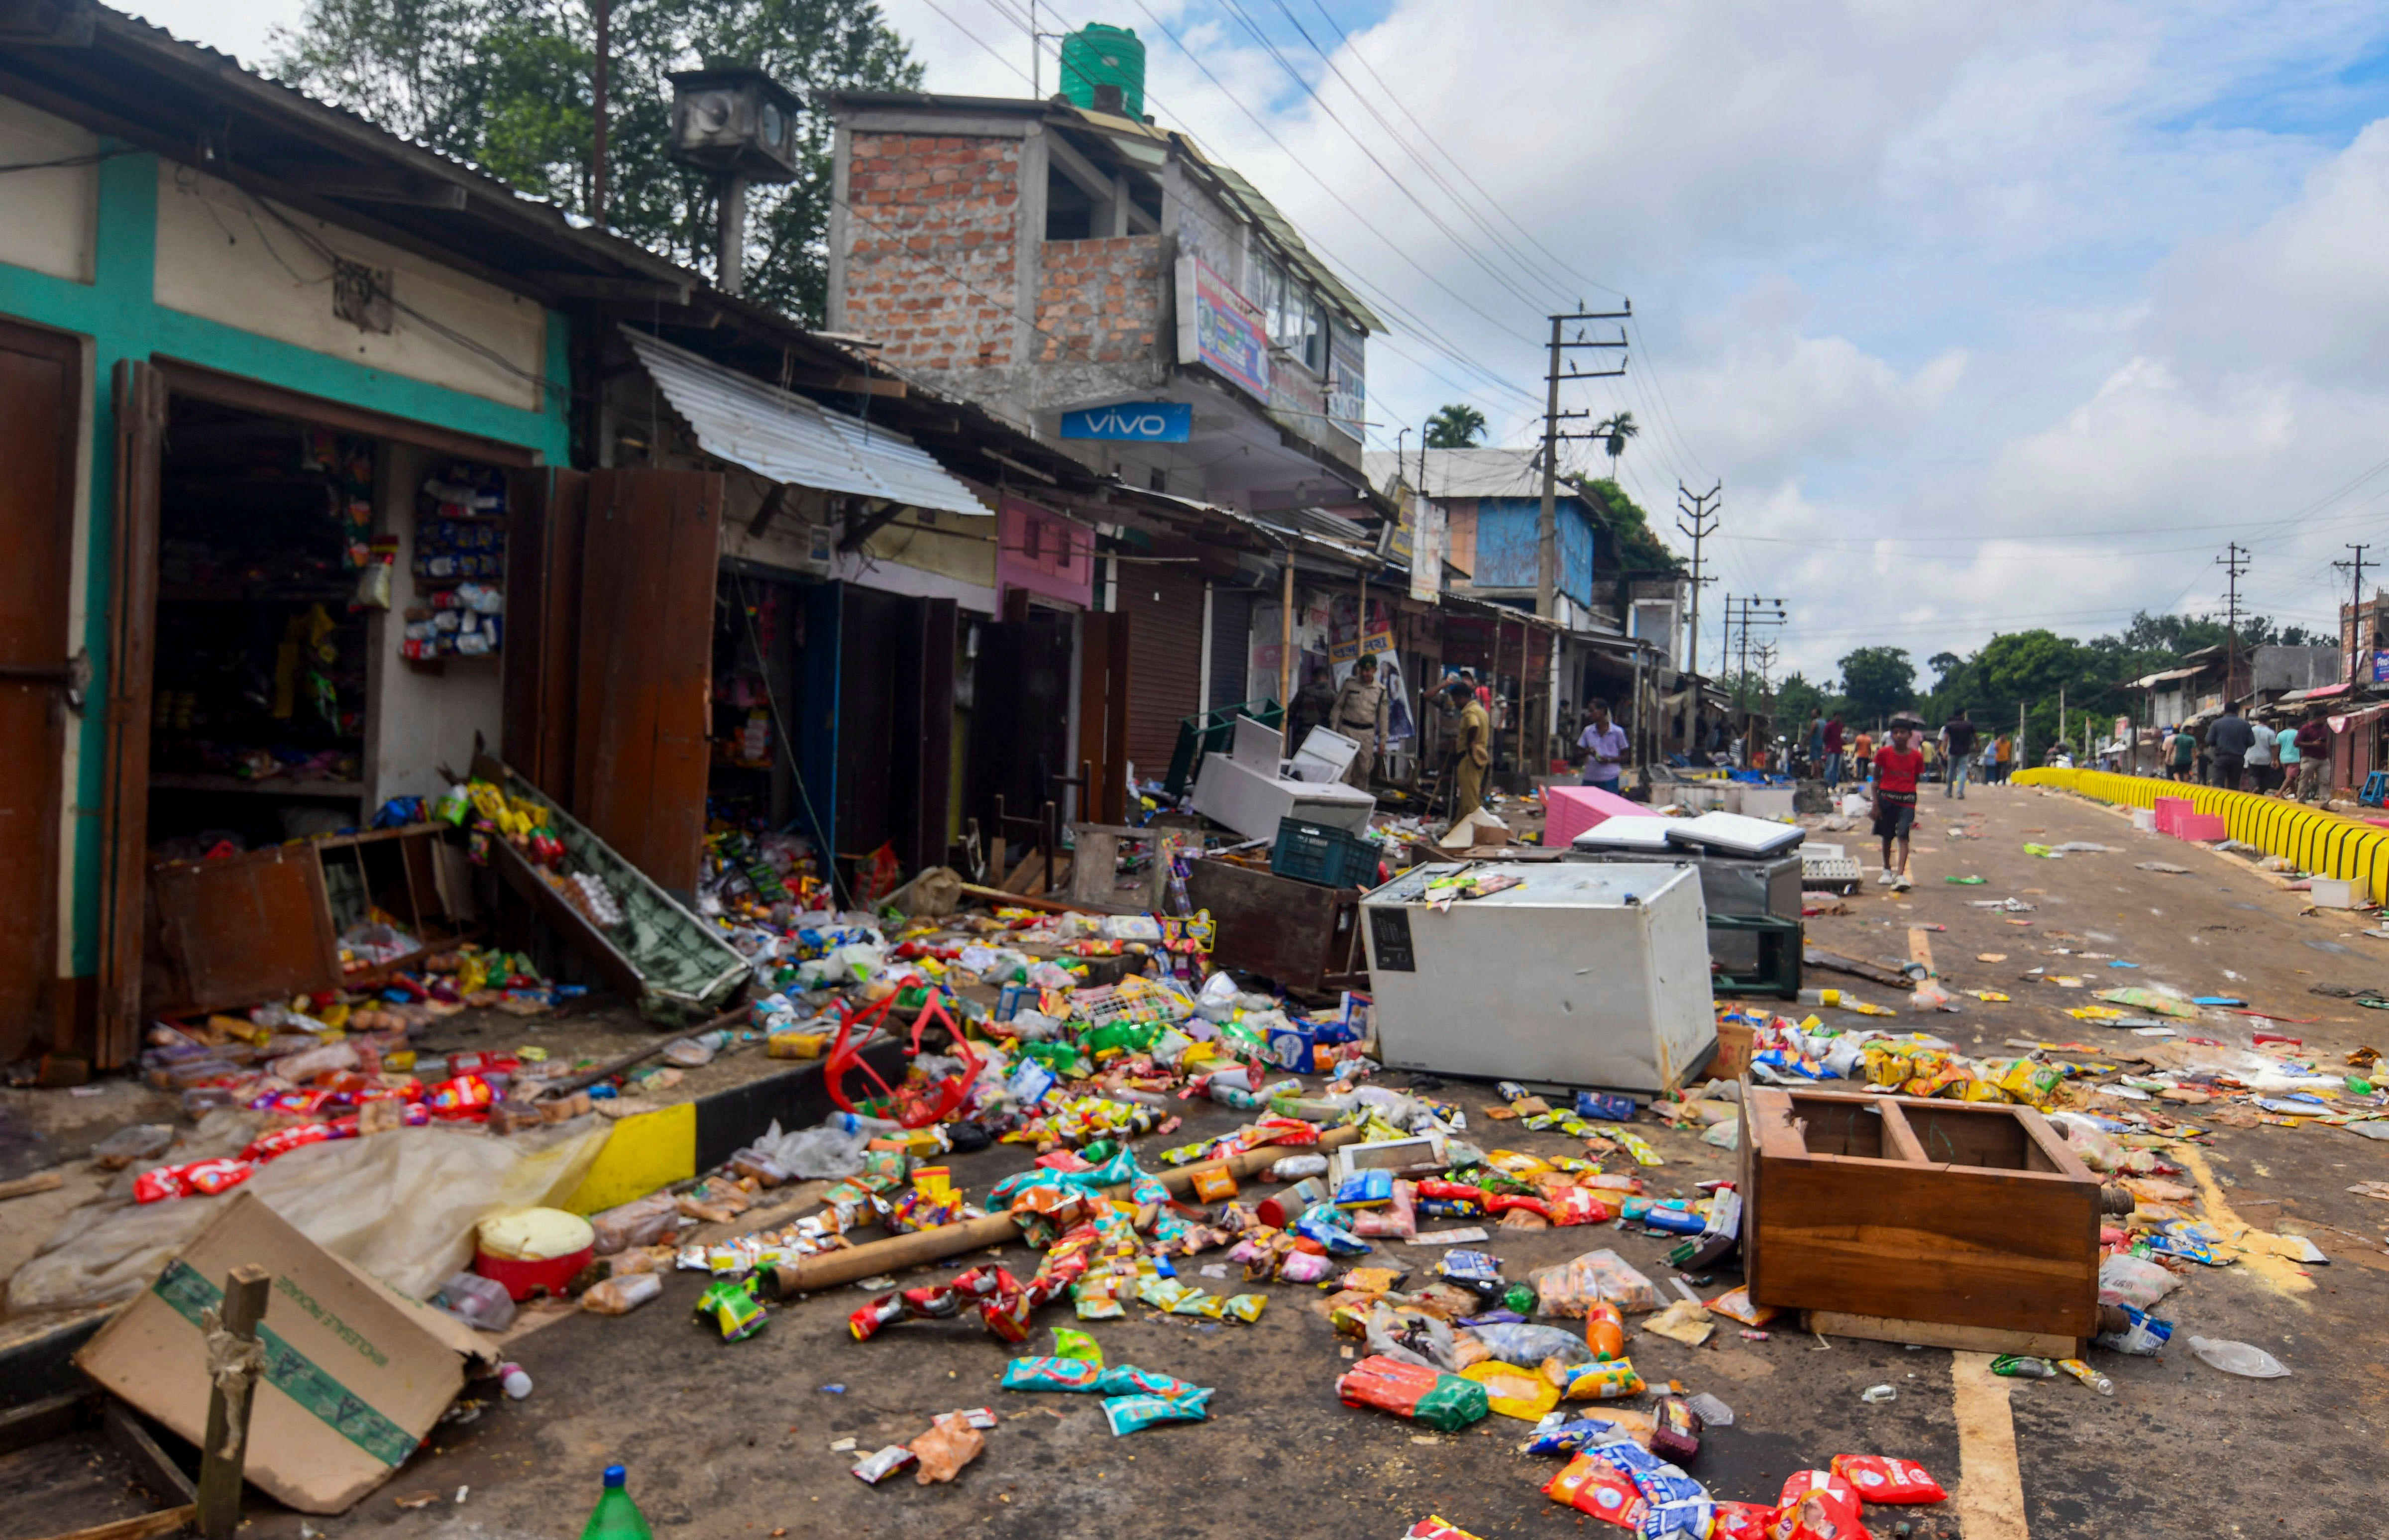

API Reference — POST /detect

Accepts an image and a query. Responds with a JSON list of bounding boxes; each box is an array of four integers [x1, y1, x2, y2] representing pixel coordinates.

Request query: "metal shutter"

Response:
[[1208, 587, 1252, 709], [1124, 563, 1206, 781]]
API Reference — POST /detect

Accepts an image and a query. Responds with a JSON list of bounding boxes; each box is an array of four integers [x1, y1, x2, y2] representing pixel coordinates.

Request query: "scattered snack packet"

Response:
[[1829, 1454, 1949, 1505], [1102, 1388, 1212, 1435], [851, 1445, 916, 1484]]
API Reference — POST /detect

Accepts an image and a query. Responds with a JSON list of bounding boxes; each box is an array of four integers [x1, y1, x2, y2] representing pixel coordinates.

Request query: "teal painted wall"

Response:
[[0, 148, 572, 979]]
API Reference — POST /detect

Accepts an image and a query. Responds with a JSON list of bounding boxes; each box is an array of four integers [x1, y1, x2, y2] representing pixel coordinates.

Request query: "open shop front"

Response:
[[96, 361, 549, 1065]]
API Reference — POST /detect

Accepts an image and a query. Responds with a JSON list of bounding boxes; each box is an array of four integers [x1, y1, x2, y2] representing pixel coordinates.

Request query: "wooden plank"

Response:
[[146, 847, 342, 1015], [572, 470, 719, 892], [104, 1402, 196, 1505], [30, 1508, 195, 1540], [1878, 1100, 1930, 1165], [0, 1390, 95, 1456], [0, 1170, 64, 1202], [98, 359, 167, 1071], [1068, 829, 1119, 907], [195, 1265, 270, 1540], [1809, 1311, 2077, 1360], [1802, 948, 1913, 990], [503, 466, 586, 804]]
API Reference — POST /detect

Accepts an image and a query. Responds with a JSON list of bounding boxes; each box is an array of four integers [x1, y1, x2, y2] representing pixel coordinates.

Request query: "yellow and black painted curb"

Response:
[[2014, 767, 2389, 904]]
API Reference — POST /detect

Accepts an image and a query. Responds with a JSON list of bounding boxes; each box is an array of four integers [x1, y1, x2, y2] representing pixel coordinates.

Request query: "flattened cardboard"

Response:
[[76, 1192, 495, 1514]]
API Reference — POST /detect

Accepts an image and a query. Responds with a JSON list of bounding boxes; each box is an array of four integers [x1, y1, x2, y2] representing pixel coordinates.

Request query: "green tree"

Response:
[[1775, 671, 1842, 728], [271, 0, 921, 321], [1564, 475, 1686, 575], [1594, 410, 1639, 480], [1838, 646, 1916, 723], [1422, 403, 1488, 447]]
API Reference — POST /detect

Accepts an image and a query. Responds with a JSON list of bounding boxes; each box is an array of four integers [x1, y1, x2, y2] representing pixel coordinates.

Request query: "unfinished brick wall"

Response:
[[1034, 235, 1165, 367], [843, 132, 1020, 371]]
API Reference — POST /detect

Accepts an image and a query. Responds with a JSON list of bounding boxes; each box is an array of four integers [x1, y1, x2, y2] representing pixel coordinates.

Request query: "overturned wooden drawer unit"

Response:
[[1741, 1087, 2101, 1342]]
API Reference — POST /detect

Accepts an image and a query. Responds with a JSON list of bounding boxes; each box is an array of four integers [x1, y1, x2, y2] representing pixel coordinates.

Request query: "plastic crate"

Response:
[[1164, 698, 1284, 797], [1270, 816, 1382, 889], [1707, 912, 1802, 1000]]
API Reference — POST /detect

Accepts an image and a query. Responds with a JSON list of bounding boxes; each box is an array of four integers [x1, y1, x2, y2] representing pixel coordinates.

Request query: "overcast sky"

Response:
[[134, 0, 2389, 682]]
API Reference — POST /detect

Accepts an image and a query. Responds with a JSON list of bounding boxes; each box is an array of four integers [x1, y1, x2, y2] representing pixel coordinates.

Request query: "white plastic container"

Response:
[[2309, 876, 2356, 908]]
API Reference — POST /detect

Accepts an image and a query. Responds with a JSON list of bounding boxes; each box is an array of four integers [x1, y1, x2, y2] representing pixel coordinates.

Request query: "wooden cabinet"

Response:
[[1740, 1086, 2102, 1349], [1183, 858, 1366, 997]]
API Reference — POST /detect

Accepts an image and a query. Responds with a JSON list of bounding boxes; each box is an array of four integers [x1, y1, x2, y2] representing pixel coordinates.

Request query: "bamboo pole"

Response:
[[771, 1125, 1364, 1295]]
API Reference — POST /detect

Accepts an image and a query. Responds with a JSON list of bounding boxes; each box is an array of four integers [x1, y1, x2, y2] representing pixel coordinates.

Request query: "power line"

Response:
[[1675, 482, 1721, 681], [2334, 543, 2371, 688]]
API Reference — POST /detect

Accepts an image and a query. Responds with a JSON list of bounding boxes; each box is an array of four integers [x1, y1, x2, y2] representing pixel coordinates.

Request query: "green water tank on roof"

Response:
[[1059, 23, 1145, 120]]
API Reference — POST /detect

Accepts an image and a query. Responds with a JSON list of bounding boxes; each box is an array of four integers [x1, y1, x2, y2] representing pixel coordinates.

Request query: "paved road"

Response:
[[207, 781, 2386, 1540]]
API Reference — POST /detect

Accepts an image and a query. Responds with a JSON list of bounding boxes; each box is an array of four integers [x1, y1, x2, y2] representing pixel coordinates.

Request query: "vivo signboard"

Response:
[[1175, 256, 1269, 401], [1060, 402, 1193, 442]]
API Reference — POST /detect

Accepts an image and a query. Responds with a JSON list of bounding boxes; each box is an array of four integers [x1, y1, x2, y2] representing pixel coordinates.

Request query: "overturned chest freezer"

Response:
[[1190, 717, 1376, 843], [1359, 861, 1716, 1095]]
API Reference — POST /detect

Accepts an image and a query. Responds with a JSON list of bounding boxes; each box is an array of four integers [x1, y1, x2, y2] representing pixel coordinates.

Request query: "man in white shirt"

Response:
[[1577, 698, 1629, 790], [2245, 718, 2277, 793]]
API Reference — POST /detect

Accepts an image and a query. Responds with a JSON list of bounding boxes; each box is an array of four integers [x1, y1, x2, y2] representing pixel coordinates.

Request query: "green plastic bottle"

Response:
[[579, 1465, 654, 1540]]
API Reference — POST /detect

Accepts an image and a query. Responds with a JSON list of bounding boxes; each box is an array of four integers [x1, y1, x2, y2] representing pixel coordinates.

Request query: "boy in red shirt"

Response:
[[1872, 716, 1925, 891]]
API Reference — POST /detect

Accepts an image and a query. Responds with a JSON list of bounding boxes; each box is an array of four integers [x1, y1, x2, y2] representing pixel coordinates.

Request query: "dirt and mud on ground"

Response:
[[5, 780, 2386, 1540]]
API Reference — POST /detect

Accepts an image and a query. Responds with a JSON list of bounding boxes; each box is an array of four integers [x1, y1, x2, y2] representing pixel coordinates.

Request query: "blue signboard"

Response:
[[1060, 402, 1193, 443]]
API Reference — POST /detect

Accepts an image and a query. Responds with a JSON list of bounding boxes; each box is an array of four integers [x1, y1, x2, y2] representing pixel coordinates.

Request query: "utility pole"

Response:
[[591, 0, 611, 226], [1724, 594, 1784, 713], [2335, 543, 2371, 688], [1676, 482, 1721, 681], [1537, 305, 1630, 620], [2217, 542, 2249, 704]]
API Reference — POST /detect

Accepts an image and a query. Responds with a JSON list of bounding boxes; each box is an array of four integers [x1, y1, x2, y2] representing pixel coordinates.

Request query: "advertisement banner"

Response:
[[1176, 256, 1269, 401]]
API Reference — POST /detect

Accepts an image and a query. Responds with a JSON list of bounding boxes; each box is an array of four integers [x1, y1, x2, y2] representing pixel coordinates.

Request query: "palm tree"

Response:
[[1595, 411, 1639, 480], [1423, 403, 1488, 448]]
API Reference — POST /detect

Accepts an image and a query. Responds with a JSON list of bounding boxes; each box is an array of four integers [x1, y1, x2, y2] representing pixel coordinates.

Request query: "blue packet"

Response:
[[1292, 1213, 1371, 1255], [1335, 1169, 1394, 1208], [1521, 1417, 1627, 1456], [1575, 1091, 1638, 1121], [2092, 1304, 2172, 1356], [1437, 1250, 1503, 1284], [1094, 1365, 1206, 1400], [1101, 1387, 1212, 1434], [1000, 1356, 1102, 1392]]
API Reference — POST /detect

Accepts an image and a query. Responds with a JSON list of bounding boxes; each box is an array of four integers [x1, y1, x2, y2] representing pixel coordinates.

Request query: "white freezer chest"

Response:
[[1359, 861, 1716, 1095]]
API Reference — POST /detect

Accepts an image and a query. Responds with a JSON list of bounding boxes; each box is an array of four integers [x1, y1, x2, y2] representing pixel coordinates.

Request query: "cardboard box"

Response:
[[1712, 1018, 1755, 1081], [77, 1192, 495, 1514]]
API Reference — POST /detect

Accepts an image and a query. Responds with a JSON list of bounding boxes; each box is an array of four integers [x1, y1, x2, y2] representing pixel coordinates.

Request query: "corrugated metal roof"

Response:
[[625, 329, 991, 518]]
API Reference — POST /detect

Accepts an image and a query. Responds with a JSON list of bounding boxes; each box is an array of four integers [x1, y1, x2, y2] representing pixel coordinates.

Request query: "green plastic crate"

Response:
[[1163, 698, 1283, 797]]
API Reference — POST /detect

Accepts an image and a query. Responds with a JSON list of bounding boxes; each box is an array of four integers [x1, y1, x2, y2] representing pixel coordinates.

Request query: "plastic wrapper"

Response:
[[133, 1158, 255, 1204], [1103, 1388, 1211, 1434], [1829, 1454, 1948, 1504], [1461, 1359, 1559, 1421], [434, 1271, 518, 1330], [1364, 1305, 1459, 1371], [2092, 1305, 2172, 1356], [2096, 1252, 2180, 1310], [1773, 1470, 1866, 1540], [1711, 1502, 1774, 1540], [1001, 1355, 1103, 1392], [590, 1192, 681, 1255], [1094, 1365, 1204, 1400], [695, 1279, 766, 1340], [1648, 1395, 1702, 1465], [1052, 1326, 1104, 1366], [90, 1124, 175, 1171], [852, 1445, 916, 1484], [1562, 1360, 1647, 1401], [1335, 1354, 1491, 1432], [580, 1272, 663, 1315], [1703, 1286, 1778, 1327], [2187, 1335, 2290, 1378], [1542, 1453, 1648, 1528], [909, 1412, 985, 1482], [1463, 1323, 1596, 1370], [1522, 1417, 1629, 1456], [1534, 1249, 1661, 1317]]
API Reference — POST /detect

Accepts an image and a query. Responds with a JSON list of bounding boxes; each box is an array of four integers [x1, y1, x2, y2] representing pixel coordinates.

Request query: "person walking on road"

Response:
[[2273, 719, 2300, 798], [1823, 715, 1846, 787], [1872, 716, 1925, 890], [1330, 655, 1389, 789], [1804, 712, 1826, 778], [1850, 726, 1875, 788], [1992, 732, 2014, 784], [2166, 724, 2195, 781], [2295, 715, 2331, 802], [2245, 715, 2277, 794], [1577, 697, 1628, 792], [1939, 707, 1979, 798], [2207, 701, 2254, 790]]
